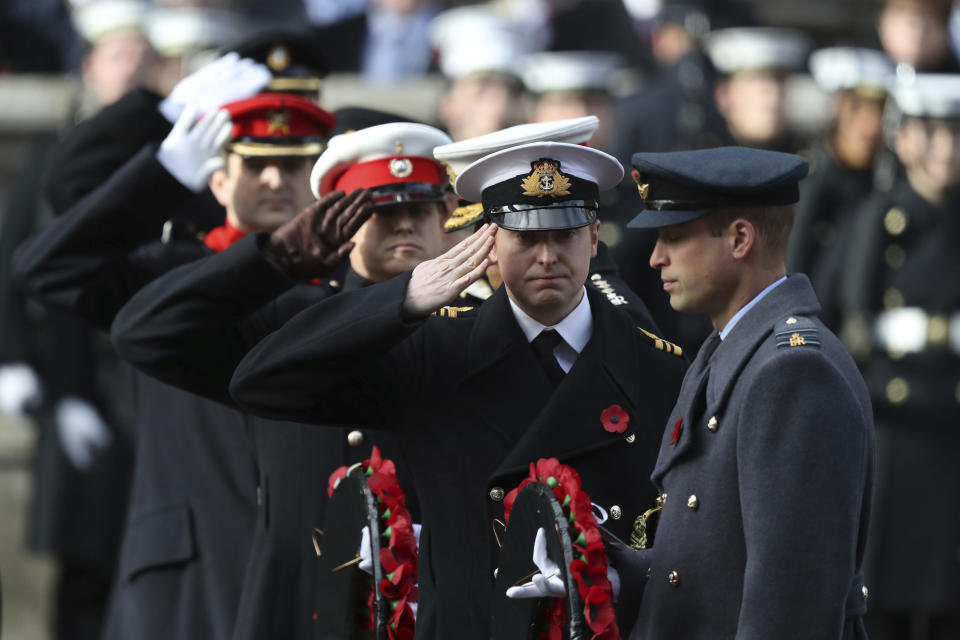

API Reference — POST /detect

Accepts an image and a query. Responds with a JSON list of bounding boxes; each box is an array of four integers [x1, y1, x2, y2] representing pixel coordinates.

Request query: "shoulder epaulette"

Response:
[[637, 326, 683, 357], [432, 305, 474, 319], [774, 315, 821, 349], [589, 273, 629, 307]]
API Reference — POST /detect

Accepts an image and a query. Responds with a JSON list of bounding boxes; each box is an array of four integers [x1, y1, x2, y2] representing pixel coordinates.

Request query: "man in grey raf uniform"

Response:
[[616, 146, 876, 639]]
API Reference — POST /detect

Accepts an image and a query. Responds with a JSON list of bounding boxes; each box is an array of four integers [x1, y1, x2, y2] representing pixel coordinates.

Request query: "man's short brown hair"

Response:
[[704, 204, 795, 257]]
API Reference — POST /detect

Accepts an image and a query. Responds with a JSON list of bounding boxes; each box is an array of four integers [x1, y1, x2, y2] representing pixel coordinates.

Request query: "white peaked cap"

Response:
[[310, 122, 452, 199], [146, 7, 246, 58], [892, 73, 960, 119], [455, 141, 623, 202], [434, 116, 599, 181], [430, 5, 530, 79], [809, 47, 894, 94], [71, 0, 147, 44], [520, 51, 625, 94], [705, 27, 810, 75]]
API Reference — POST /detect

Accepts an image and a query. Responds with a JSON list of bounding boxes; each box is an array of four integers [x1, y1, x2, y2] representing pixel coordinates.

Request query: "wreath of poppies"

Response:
[[328, 446, 417, 640], [503, 458, 622, 640]]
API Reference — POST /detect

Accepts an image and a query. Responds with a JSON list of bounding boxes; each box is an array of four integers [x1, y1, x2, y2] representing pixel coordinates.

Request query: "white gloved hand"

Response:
[[358, 525, 374, 574], [55, 397, 112, 471], [506, 527, 566, 599], [158, 52, 272, 124], [0, 363, 42, 417], [156, 107, 232, 192]]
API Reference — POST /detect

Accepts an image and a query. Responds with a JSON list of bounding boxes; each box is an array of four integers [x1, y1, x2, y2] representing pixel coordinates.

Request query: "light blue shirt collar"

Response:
[[719, 276, 787, 341]]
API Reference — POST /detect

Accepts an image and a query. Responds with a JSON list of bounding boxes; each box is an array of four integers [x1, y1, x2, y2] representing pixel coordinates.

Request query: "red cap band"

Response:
[[222, 92, 335, 141], [325, 155, 447, 194]]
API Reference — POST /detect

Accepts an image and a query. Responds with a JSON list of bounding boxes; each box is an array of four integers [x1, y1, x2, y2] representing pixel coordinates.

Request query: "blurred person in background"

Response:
[[824, 74, 960, 640], [788, 46, 897, 294], [0, 3, 161, 638], [611, 0, 746, 161], [0, 0, 79, 72], [879, 0, 958, 73], [13, 81, 342, 639], [312, 0, 439, 83], [704, 26, 811, 153], [430, 4, 530, 143], [521, 50, 626, 154], [44, 4, 245, 218]]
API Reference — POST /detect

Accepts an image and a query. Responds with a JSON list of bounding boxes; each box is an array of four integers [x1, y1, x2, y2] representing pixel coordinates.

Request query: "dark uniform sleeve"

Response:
[[44, 88, 172, 214], [111, 233, 332, 405], [230, 273, 426, 427], [13, 145, 197, 330], [735, 349, 872, 637]]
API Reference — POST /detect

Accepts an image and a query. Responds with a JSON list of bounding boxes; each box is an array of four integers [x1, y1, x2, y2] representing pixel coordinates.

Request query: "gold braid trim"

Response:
[[443, 203, 485, 231]]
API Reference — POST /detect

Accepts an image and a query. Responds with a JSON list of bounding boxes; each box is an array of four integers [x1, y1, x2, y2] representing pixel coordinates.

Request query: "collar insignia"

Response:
[[267, 109, 291, 135], [521, 158, 572, 198]]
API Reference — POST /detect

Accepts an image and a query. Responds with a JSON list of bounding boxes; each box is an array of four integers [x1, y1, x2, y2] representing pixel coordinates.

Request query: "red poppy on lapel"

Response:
[[600, 405, 629, 434], [670, 418, 683, 445]]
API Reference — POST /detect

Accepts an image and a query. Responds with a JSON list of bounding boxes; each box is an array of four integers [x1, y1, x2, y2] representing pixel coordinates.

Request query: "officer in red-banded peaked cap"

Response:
[[309, 122, 454, 285], [203, 93, 336, 247]]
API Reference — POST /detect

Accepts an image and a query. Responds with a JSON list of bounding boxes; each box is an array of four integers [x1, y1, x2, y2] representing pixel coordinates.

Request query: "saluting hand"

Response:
[[402, 223, 497, 318], [265, 188, 373, 281]]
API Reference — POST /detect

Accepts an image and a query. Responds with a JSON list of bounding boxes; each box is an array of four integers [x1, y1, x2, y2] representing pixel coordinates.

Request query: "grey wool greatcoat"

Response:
[[617, 274, 876, 640]]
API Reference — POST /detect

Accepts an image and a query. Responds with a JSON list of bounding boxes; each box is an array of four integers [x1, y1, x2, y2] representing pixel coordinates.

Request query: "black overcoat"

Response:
[[14, 147, 364, 640], [829, 180, 960, 615], [230, 272, 687, 639]]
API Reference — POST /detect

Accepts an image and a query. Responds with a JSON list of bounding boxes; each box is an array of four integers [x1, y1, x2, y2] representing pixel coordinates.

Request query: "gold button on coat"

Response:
[[489, 487, 505, 502], [687, 495, 699, 511], [625, 434, 636, 443], [668, 570, 680, 586], [862, 585, 869, 600], [610, 505, 622, 520], [347, 430, 364, 447], [707, 416, 718, 432]]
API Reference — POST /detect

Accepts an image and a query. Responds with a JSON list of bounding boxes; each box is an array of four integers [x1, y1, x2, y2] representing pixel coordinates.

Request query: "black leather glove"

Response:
[[264, 188, 372, 280]]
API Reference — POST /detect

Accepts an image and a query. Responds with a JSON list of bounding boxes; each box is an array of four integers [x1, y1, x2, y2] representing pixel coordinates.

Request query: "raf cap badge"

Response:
[[631, 169, 649, 200], [521, 159, 572, 198]]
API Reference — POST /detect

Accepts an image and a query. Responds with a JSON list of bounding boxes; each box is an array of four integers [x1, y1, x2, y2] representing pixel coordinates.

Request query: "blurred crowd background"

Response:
[[1, 0, 959, 639]]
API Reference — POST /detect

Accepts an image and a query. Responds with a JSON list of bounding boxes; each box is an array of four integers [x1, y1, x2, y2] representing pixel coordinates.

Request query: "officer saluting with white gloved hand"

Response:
[[13, 50, 340, 638]]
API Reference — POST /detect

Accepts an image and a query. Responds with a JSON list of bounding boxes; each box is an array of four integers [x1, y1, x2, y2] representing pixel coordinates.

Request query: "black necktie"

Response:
[[531, 330, 566, 387]]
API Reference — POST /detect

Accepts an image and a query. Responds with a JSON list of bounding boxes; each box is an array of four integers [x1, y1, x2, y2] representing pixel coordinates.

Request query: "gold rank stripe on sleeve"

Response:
[[637, 327, 683, 357], [433, 306, 474, 318]]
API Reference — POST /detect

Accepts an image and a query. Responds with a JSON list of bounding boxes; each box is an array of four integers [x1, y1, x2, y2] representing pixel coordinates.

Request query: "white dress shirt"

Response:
[[508, 287, 593, 372]]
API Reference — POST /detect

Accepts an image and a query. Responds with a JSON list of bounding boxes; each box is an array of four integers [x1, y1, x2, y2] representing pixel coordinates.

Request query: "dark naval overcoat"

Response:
[[230, 272, 687, 640]]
